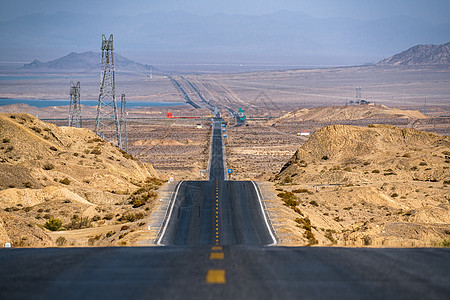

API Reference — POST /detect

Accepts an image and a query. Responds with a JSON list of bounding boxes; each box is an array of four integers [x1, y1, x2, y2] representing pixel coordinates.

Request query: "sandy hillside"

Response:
[[272, 104, 428, 124], [274, 124, 450, 247], [0, 113, 164, 247]]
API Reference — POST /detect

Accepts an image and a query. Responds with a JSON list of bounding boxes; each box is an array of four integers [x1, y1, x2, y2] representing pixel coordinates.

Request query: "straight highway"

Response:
[[0, 117, 449, 299], [157, 119, 275, 246]]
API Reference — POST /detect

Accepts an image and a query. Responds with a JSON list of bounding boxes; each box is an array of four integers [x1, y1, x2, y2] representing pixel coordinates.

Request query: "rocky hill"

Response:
[[21, 51, 155, 73], [0, 113, 161, 247], [378, 42, 450, 65], [272, 104, 427, 125], [274, 124, 450, 247]]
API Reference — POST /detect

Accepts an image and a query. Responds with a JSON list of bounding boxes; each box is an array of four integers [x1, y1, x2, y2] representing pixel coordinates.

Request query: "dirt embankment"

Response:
[[272, 104, 428, 124], [273, 124, 450, 247], [0, 113, 163, 247]]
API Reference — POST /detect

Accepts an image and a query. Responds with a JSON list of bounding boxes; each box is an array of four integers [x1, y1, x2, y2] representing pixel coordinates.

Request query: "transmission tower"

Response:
[[68, 81, 82, 127], [356, 87, 362, 104], [95, 34, 122, 149], [120, 94, 128, 152]]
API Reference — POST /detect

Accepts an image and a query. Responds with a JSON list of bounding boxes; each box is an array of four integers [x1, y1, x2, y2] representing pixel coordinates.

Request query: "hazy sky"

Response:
[[1, 0, 449, 23]]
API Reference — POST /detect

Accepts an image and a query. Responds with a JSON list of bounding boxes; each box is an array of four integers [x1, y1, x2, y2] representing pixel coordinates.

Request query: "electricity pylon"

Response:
[[68, 81, 81, 127], [120, 94, 128, 152], [95, 34, 122, 149]]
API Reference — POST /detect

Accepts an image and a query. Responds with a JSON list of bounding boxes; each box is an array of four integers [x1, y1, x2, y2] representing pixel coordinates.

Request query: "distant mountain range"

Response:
[[21, 51, 154, 72], [1, 10, 450, 66], [378, 42, 450, 65]]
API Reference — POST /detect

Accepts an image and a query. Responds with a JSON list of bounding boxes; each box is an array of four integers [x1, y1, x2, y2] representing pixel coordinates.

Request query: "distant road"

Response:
[[157, 119, 275, 246], [0, 117, 449, 299]]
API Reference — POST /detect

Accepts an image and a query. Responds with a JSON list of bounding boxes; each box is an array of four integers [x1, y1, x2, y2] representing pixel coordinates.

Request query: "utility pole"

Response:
[[68, 81, 81, 127], [95, 34, 122, 149]]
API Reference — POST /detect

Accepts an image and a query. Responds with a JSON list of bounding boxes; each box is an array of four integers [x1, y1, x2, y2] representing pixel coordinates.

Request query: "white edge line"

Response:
[[251, 181, 277, 246], [156, 181, 183, 246]]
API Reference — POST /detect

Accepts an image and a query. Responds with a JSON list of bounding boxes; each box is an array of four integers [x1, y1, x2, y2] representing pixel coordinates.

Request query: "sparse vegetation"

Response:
[[436, 239, 450, 247], [119, 212, 145, 222], [277, 191, 298, 207], [119, 149, 135, 160], [43, 163, 54, 170], [91, 148, 102, 155], [309, 200, 319, 207], [65, 215, 92, 230], [103, 213, 114, 220], [56, 236, 67, 246], [24, 181, 33, 188], [325, 230, 336, 244], [44, 218, 62, 231], [295, 217, 318, 245], [59, 178, 70, 185], [31, 126, 42, 133], [49, 146, 57, 151], [292, 188, 310, 194]]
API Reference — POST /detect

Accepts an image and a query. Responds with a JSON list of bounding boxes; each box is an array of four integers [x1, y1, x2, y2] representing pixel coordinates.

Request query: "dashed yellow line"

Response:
[[215, 183, 220, 245], [206, 269, 226, 284], [209, 252, 224, 260]]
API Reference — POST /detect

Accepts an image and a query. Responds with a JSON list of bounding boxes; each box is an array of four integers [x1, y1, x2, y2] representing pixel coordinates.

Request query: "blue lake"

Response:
[[0, 98, 186, 108], [0, 75, 96, 81]]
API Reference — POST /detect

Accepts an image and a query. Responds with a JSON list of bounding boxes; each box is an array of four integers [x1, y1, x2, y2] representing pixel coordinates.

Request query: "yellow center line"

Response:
[[206, 269, 226, 283], [209, 252, 224, 260]]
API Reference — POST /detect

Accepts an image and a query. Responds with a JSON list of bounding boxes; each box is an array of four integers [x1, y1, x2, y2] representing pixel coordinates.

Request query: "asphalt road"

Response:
[[157, 119, 275, 246], [0, 246, 449, 299], [0, 118, 449, 299]]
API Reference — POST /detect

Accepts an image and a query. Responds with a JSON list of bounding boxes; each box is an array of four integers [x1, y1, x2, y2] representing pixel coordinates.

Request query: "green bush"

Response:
[[44, 218, 62, 231]]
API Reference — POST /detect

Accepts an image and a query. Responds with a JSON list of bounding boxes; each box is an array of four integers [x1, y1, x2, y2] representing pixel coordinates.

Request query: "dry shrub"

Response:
[[277, 191, 298, 207], [119, 212, 145, 222]]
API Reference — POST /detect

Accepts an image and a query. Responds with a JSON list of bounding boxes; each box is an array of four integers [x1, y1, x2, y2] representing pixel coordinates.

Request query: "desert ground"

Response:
[[0, 64, 449, 247]]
